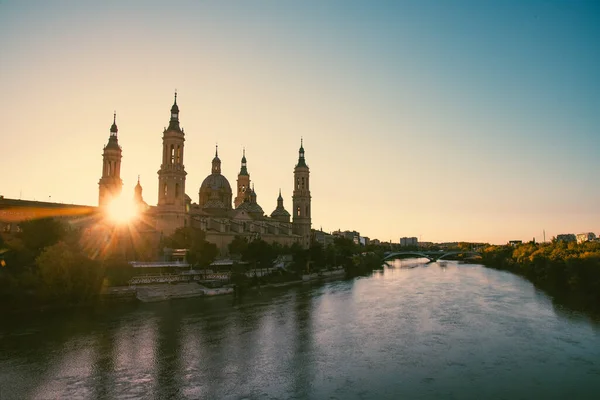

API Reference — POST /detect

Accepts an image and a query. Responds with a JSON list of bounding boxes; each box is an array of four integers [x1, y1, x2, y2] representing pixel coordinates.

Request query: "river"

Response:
[[1, 261, 599, 399]]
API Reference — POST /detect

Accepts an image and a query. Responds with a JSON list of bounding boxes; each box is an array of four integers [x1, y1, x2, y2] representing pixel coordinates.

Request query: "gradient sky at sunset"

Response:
[[1, 1, 599, 244]]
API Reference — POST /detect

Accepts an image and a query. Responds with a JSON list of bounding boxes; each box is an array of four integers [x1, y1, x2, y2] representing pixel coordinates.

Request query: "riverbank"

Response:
[[131, 268, 348, 302], [479, 242, 600, 316]]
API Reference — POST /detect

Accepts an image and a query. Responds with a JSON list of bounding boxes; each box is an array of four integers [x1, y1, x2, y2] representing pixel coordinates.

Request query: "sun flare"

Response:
[[106, 195, 138, 223]]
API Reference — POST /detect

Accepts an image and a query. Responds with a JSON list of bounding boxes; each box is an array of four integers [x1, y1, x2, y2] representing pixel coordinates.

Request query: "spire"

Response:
[[296, 137, 307, 168], [171, 90, 179, 114], [239, 147, 248, 176], [211, 144, 221, 174], [110, 112, 118, 137], [168, 90, 181, 132], [134, 175, 143, 203], [105, 112, 120, 149], [271, 187, 290, 221]]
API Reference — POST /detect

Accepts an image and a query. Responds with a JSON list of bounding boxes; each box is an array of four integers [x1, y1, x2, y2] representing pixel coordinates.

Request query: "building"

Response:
[[333, 230, 360, 244], [313, 229, 334, 247], [576, 232, 596, 244], [400, 237, 418, 247], [556, 234, 576, 243], [508, 240, 523, 246], [98, 93, 313, 254]]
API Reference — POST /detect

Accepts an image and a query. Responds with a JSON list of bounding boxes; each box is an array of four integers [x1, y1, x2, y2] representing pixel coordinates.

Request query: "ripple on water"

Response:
[[2, 263, 600, 399]]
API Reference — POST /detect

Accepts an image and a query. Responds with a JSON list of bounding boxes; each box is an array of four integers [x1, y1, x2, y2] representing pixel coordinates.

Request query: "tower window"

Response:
[[301, 177, 305, 189], [306, 205, 309, 216], [297, 206, 301, 217], [170, 145, 175, 164], [163, 183, 168, 197], [296, 178, 300, 190], [176, 146, 181, 164], [175, 183, 180, 198]]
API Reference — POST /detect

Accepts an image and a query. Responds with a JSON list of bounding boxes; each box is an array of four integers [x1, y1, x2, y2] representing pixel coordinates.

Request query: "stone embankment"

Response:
[[105, 268, 347, 303], [134, 283, 233, 303]]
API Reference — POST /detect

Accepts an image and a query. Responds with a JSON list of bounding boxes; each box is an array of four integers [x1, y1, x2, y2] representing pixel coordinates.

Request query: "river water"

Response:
[[1, 261, 599, 399]]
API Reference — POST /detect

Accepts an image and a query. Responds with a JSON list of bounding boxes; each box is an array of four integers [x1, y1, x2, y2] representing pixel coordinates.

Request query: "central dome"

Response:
[[199, 146, 233, 213], [199, 174, 232, 211], [200, 173, 231, 192]]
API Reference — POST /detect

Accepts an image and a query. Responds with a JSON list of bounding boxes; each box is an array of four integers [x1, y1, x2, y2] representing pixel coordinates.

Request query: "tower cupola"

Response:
[[212, 145, 221, 174], [239, 147, 248, 176], [168, 91, 181, 132], [110, 112, 118, 136], [296, 137, 307, 168], [271, 188, 291, 223]]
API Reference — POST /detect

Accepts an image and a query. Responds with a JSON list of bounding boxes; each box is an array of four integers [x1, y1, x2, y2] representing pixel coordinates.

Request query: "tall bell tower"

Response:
[[156, 92, 187, 235], [292, 139, 311, 248], [234, 148, 251, 208], [98, 112, 123, 207]]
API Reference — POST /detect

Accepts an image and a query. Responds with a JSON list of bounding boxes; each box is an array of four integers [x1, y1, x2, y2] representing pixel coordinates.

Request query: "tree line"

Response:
[[0, 217, 155, 311], [0, 219, 388, 312], [480, 240, 600, 313]]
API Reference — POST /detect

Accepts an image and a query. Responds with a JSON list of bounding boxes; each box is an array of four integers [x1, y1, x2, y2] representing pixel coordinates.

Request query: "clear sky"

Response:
[[1, 0, 599, 244]]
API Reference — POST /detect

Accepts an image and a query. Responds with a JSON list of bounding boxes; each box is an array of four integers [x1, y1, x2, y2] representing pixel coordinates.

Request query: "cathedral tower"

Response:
[[292, 139, 311, 248], [98, 113, 123, 207], [156, 92, 187, 234], [234, 148, 251, 208]]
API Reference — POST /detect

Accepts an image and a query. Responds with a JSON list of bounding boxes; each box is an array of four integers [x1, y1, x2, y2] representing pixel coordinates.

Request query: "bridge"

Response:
[[383, 250, 481, 263]]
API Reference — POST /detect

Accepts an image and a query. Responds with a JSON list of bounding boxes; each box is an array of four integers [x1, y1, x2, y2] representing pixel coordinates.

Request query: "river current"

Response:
[[1, 261, 599, 399]]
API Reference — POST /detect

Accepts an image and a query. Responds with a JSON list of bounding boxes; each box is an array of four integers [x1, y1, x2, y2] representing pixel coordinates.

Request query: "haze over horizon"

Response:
[[1, 1, 599, 245]]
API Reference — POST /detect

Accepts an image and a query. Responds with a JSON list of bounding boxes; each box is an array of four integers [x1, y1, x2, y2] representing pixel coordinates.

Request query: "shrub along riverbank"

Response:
[[0, 219, 388, 313], [480, 241, 600, 314]]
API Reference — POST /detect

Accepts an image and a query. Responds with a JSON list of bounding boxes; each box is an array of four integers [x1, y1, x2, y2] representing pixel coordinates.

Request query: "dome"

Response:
[[270, 207, 290, 218], [200, 173, 231, 192], [237, 200, 264, 217], [199, 174, 232, 212]]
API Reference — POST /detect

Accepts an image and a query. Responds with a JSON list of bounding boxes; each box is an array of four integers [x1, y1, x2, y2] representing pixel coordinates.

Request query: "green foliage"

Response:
[[228, 235, 248, 256], [36, 241, 104, 302], [19, 218, 67, 257], [243, 239, 277, 269], [197, 242, 218, 268], [103, 255, 135, 286], [162, 227, 217, 267], [482, 241, 600, 312]]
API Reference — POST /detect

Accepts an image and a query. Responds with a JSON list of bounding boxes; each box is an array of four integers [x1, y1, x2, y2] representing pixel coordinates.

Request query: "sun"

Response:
[[106, 195, 138, 224]]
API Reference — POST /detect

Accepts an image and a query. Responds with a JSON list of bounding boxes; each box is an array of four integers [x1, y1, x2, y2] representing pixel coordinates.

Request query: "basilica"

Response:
[[98, 93, 312, 253]]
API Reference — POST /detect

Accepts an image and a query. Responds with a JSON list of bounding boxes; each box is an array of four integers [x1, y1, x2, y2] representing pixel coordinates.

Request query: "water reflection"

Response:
[[1, 263, 600, 399]]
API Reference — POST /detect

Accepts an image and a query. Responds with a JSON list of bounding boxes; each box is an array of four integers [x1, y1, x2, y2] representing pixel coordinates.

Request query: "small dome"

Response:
[[237, 201, 264, 216], [270, 208, 290, 218]]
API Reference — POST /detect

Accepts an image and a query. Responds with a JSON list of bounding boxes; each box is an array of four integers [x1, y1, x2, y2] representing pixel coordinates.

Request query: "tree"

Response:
[[36, 241, 104, 302], [243, 239, 276, 271], [228, 235, 248, 256], [197, 242, 218, 268], [19, 218, 67, 260], [309, 243, 325, 272], [161, 227, 220, 269]]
